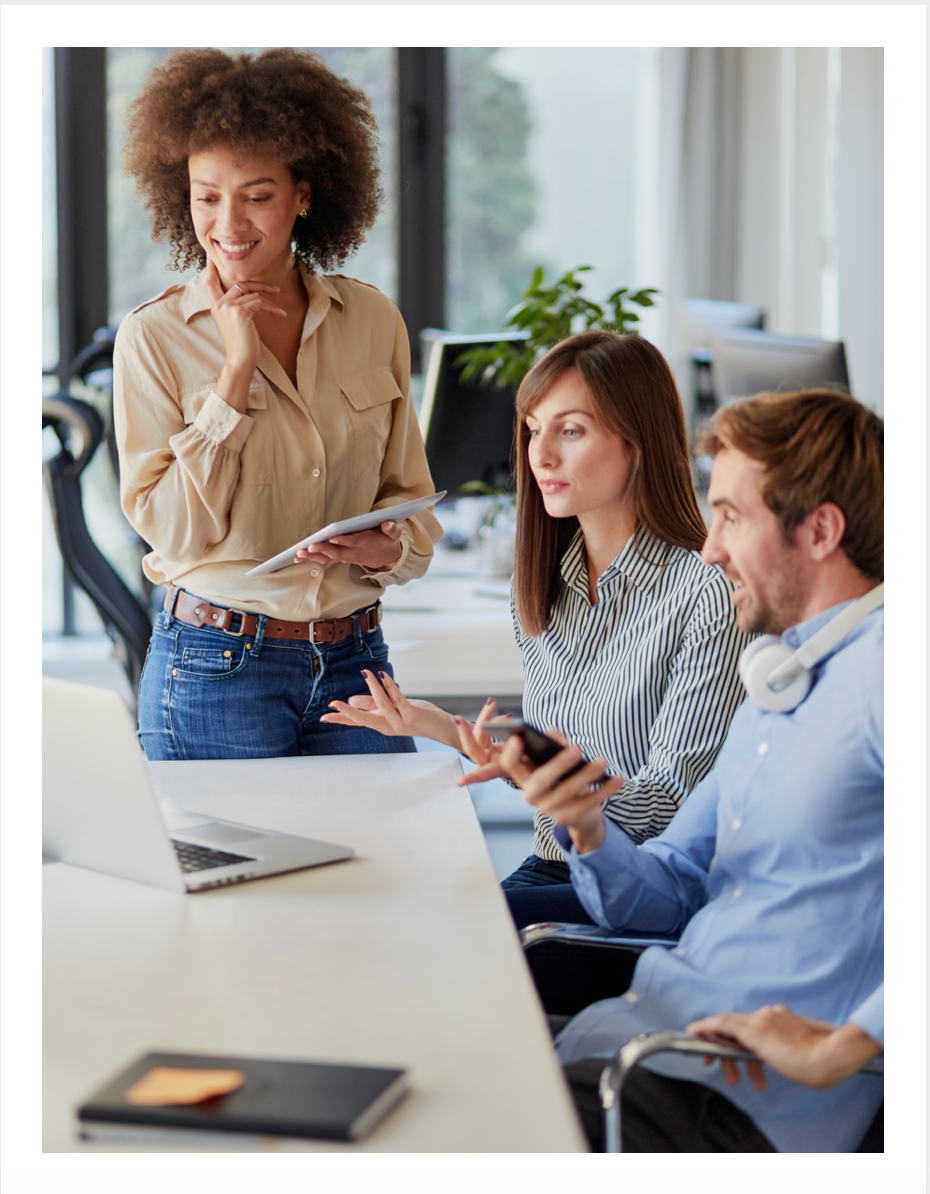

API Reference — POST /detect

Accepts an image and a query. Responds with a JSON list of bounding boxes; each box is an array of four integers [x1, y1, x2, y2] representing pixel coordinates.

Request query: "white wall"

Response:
[[736, 48, 884, 412], [836, 49, 884, 412]]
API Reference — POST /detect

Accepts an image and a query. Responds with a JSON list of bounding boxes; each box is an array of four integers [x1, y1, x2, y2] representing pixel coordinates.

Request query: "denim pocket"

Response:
[[177, 644, 246, 677], [364, 643, 389, 668], [362, 626, 389, 668]]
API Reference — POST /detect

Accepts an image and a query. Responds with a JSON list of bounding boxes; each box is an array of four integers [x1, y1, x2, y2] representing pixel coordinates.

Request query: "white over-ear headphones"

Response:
[[739, 583, 884, 713]]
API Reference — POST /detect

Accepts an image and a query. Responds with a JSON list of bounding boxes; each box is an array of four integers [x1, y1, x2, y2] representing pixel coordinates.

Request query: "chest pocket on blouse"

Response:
[[339, 367, 402, 481], [178, 379, 272, 486]]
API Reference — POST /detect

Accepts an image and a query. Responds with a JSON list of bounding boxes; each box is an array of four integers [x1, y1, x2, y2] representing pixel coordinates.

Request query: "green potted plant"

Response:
[[456, 265, 657, 389]]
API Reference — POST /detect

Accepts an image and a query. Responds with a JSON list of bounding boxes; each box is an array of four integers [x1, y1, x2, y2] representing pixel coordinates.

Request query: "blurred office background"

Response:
[[42, 46, 882, 873]]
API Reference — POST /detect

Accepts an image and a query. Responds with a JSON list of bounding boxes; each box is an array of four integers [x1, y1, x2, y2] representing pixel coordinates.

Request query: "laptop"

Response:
[[42, 677, 354, 893]]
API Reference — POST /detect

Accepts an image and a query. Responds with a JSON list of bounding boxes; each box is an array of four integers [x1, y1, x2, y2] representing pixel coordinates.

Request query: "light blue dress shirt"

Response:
[[554, 601, 883, 1152]]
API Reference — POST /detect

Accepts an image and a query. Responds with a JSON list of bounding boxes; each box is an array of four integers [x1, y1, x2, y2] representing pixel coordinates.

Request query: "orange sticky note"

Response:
[[124, 1066, 246, 1105]]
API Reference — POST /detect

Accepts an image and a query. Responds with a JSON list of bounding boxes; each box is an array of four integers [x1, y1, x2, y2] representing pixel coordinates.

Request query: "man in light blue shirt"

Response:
[[501, 389, 883, 1152]]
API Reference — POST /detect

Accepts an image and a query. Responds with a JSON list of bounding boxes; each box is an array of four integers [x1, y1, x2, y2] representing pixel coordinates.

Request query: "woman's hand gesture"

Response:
[[204, 260, 287, 412], [321, 669, 460, 747], [453, 699, 509, 786]]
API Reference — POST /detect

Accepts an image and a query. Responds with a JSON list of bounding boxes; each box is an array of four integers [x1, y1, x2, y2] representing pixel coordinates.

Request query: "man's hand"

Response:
[[294, 520, 403, 571], [498, 729, 624, 854], [687, 1004, 883, 1091]]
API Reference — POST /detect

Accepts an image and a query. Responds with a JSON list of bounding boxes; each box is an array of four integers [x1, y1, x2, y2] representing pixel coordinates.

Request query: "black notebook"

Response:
[[77, 1051, 409, 1143]]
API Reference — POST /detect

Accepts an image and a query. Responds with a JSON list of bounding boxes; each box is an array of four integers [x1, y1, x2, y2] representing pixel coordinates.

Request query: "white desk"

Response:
[[43, 753, 585, 1152], [379, 544, 523, 707]]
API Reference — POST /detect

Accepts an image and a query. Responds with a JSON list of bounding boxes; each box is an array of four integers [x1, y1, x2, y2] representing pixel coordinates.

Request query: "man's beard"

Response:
[[737, 574, 806, 637]]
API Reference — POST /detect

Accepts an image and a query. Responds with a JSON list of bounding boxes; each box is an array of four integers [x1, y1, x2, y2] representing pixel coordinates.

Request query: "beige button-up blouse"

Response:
[[113, 267, 442, 622]]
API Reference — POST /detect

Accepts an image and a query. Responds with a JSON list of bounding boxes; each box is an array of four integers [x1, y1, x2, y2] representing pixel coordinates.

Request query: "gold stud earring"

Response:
[[299, 208, 309, 218]]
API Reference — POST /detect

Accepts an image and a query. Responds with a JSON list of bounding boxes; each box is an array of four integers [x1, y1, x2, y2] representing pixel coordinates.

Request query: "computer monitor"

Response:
[[681, 298, 766, 351], [710, 329, 850, 405], [418, 330, 529, 499], [680, 300, 767, 424]]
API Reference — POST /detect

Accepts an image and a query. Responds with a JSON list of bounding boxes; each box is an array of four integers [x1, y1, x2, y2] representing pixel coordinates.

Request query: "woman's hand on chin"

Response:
[[205, 260, 287, 412], [321, 669, 458, 746], [205, 259, 287, 359]]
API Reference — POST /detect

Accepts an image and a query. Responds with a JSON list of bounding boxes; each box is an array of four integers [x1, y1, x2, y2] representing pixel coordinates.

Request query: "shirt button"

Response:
[[733, 887, 742, 898], [221, 423, 230, 432], [731, 819, 741, 831], [312, 468, 321, 478], [757, 742, 768, 755], [625, 991, 638, 1003], [675, 947, 686, 957], [310, 569, 319, 577]]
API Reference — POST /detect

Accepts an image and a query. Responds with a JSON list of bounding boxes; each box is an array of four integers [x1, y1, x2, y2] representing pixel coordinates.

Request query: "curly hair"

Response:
[[123, 48, 383, 273]]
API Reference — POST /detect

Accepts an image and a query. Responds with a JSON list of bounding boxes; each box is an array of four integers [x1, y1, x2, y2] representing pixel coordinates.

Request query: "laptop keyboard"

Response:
[[171, 839, 257, 873]]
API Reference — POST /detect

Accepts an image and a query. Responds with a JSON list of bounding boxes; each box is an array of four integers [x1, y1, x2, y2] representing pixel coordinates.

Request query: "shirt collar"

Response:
[[559, 525, 674, 595], [179, 262, 344, 327]]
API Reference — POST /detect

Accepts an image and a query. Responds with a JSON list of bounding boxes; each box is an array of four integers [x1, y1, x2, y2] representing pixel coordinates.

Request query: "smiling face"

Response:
[[188, 145, 311, 287], [525, 368, 637, 540], [702, 447, 810, 635]]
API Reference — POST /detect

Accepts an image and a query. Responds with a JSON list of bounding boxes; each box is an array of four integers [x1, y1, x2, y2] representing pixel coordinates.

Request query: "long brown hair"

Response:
[[513, 330, 706, 635], [696, 389, 883, 580]]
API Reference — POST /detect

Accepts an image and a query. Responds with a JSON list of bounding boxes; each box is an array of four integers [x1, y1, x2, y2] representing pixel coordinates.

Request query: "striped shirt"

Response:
[[516, 527, 750, 861]]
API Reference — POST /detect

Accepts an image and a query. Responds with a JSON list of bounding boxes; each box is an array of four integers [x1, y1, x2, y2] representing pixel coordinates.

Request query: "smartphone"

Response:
[[481, 717, 588, 777]]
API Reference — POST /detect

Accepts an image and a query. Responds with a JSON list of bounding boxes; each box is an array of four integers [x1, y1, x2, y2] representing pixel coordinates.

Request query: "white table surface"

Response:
[[43, 753, 585, 1153], [379, 544, 523, 701]]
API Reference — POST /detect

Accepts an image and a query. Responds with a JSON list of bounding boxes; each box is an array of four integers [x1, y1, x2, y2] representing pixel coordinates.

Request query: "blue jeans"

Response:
[[137, 601, 416, 761], [501, 855, 596, 930]]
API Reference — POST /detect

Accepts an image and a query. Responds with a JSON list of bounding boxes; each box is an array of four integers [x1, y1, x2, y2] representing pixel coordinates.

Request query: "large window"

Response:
[[42, 47, 57, 372], [106, 47, 397, 325], [446, 48, 657, 333]]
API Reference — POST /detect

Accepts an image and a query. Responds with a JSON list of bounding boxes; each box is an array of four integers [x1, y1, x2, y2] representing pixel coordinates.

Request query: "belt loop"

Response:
[[251, 613, 267, 659], [352, 611, 364, 653], [165, 584, 181, 618]]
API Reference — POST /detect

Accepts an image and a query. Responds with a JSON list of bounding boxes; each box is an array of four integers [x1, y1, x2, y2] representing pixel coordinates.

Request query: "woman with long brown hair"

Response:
[[324, 330, 748, 930]]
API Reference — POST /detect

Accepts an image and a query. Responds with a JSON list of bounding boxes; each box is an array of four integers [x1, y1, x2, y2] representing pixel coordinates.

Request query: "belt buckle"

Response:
[[223, 608, 249, 637]]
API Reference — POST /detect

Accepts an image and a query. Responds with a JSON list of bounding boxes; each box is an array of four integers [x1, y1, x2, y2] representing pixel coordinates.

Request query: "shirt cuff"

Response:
[[360, 524, 412, 581], [552, 824, 612, 927], [848, 985, 884, 1048], [192, 390, 254, 451]]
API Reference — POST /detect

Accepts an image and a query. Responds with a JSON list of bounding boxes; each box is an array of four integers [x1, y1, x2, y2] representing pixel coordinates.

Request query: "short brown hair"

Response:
[[696, 390, 883, 580], [513, 331, 707, 635], [123, 48, 382, 273]]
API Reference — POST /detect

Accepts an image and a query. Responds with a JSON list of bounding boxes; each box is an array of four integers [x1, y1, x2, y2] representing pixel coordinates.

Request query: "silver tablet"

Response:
[[246, 491, 446, 576]]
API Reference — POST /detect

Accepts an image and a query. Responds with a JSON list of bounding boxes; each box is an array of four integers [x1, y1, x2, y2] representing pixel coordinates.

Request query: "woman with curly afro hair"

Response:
[[113, 48, 442, 762]]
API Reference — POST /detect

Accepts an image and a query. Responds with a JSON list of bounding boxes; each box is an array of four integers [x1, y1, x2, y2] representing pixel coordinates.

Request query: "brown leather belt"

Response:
[[165, 586, 382, 644]]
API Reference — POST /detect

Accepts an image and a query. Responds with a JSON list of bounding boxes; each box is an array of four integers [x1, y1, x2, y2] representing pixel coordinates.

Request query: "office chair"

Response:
[[600, 1031, 883, 1154], [520, 923, 883, 1153], [68, 327, 119, 472], [67, 327, 156, 608], [43, 392, 153, 694]]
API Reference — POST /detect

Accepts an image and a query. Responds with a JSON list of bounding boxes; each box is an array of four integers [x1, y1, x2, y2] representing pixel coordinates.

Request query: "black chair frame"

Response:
[[43, 392, 153, 694], [520, 922, 883, 1153]]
